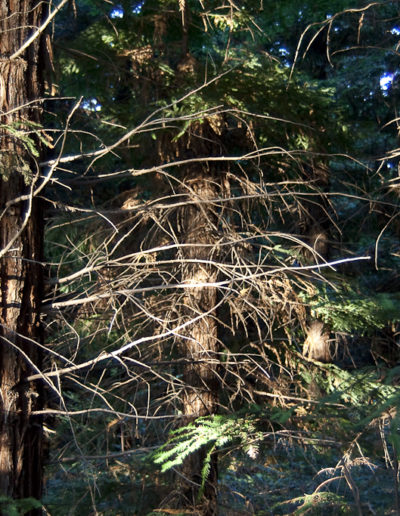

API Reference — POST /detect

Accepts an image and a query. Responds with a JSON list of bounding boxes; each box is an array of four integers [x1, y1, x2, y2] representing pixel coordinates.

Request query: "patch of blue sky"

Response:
[[82, 98, 102, 112], [380, 73, 394, 91], [132, 1, 144, 14], [110, 6, 123, 18]]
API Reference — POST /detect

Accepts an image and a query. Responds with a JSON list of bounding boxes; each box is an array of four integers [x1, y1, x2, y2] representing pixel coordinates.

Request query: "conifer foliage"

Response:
[[2, 0, 400, 514]]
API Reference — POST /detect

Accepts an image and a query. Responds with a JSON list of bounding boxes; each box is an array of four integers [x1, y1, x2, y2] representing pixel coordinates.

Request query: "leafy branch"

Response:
[[152, 414, 261, 495]]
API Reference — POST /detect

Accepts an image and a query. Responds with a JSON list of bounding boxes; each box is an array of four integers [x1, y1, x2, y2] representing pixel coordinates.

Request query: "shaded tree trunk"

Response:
[[180, 172, 220, 514], [0, 0, 45, 508], [168, 121, 225, 514]]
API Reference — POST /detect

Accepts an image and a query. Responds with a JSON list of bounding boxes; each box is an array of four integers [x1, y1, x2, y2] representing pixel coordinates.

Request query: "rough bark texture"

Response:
[[180, 173, 219, 514], [171, 121, 225, 515], [0, 0, 45, 508]]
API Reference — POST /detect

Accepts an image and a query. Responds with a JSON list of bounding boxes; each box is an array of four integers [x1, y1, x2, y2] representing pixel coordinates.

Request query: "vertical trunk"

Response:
[[180, 173, 219, 514], [0, 0, 44, 508], [165, 120, 225, 514]]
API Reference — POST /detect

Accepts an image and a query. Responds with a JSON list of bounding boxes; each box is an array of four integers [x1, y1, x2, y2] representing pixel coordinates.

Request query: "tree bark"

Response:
[[0, 0, 45, 509], [169, 121, 225, 514], [180, 172, 219, 514]]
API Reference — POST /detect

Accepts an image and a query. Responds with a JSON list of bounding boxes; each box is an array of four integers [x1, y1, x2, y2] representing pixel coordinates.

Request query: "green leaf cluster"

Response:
[[152, 414, 261, 496], [302, 284, 400, 334], [0, 120, 52, 183], [0, 496, 41, 516]]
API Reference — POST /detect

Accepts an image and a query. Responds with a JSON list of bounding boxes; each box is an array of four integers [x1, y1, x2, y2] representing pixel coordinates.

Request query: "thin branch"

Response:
[[10, 0, 69, 60]]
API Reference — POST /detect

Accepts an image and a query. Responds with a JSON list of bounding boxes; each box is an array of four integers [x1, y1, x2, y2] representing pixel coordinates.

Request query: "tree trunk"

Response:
[[180, 172, 219, 514], [0, 0, 45, 509], [168, 121, 225, 514]]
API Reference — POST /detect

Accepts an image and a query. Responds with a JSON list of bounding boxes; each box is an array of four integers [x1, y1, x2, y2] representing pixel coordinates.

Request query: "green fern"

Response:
[[152, 414, 261, 497], [0, 120, 53, 183], [274, 492, 352, 515], [0, 496, 42, 516], [301, 285, 400, 334]]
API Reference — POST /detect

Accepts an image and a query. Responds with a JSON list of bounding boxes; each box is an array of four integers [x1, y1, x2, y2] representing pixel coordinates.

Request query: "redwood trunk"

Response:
[[180, 173, 220, 513], [0, 0, 45, 507]]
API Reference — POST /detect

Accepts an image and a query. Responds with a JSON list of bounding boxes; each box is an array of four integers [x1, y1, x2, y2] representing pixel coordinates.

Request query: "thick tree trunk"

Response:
[[0, 0, 45, 508], [180, 173, 219, 514], [164, 119, 226, 514]]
